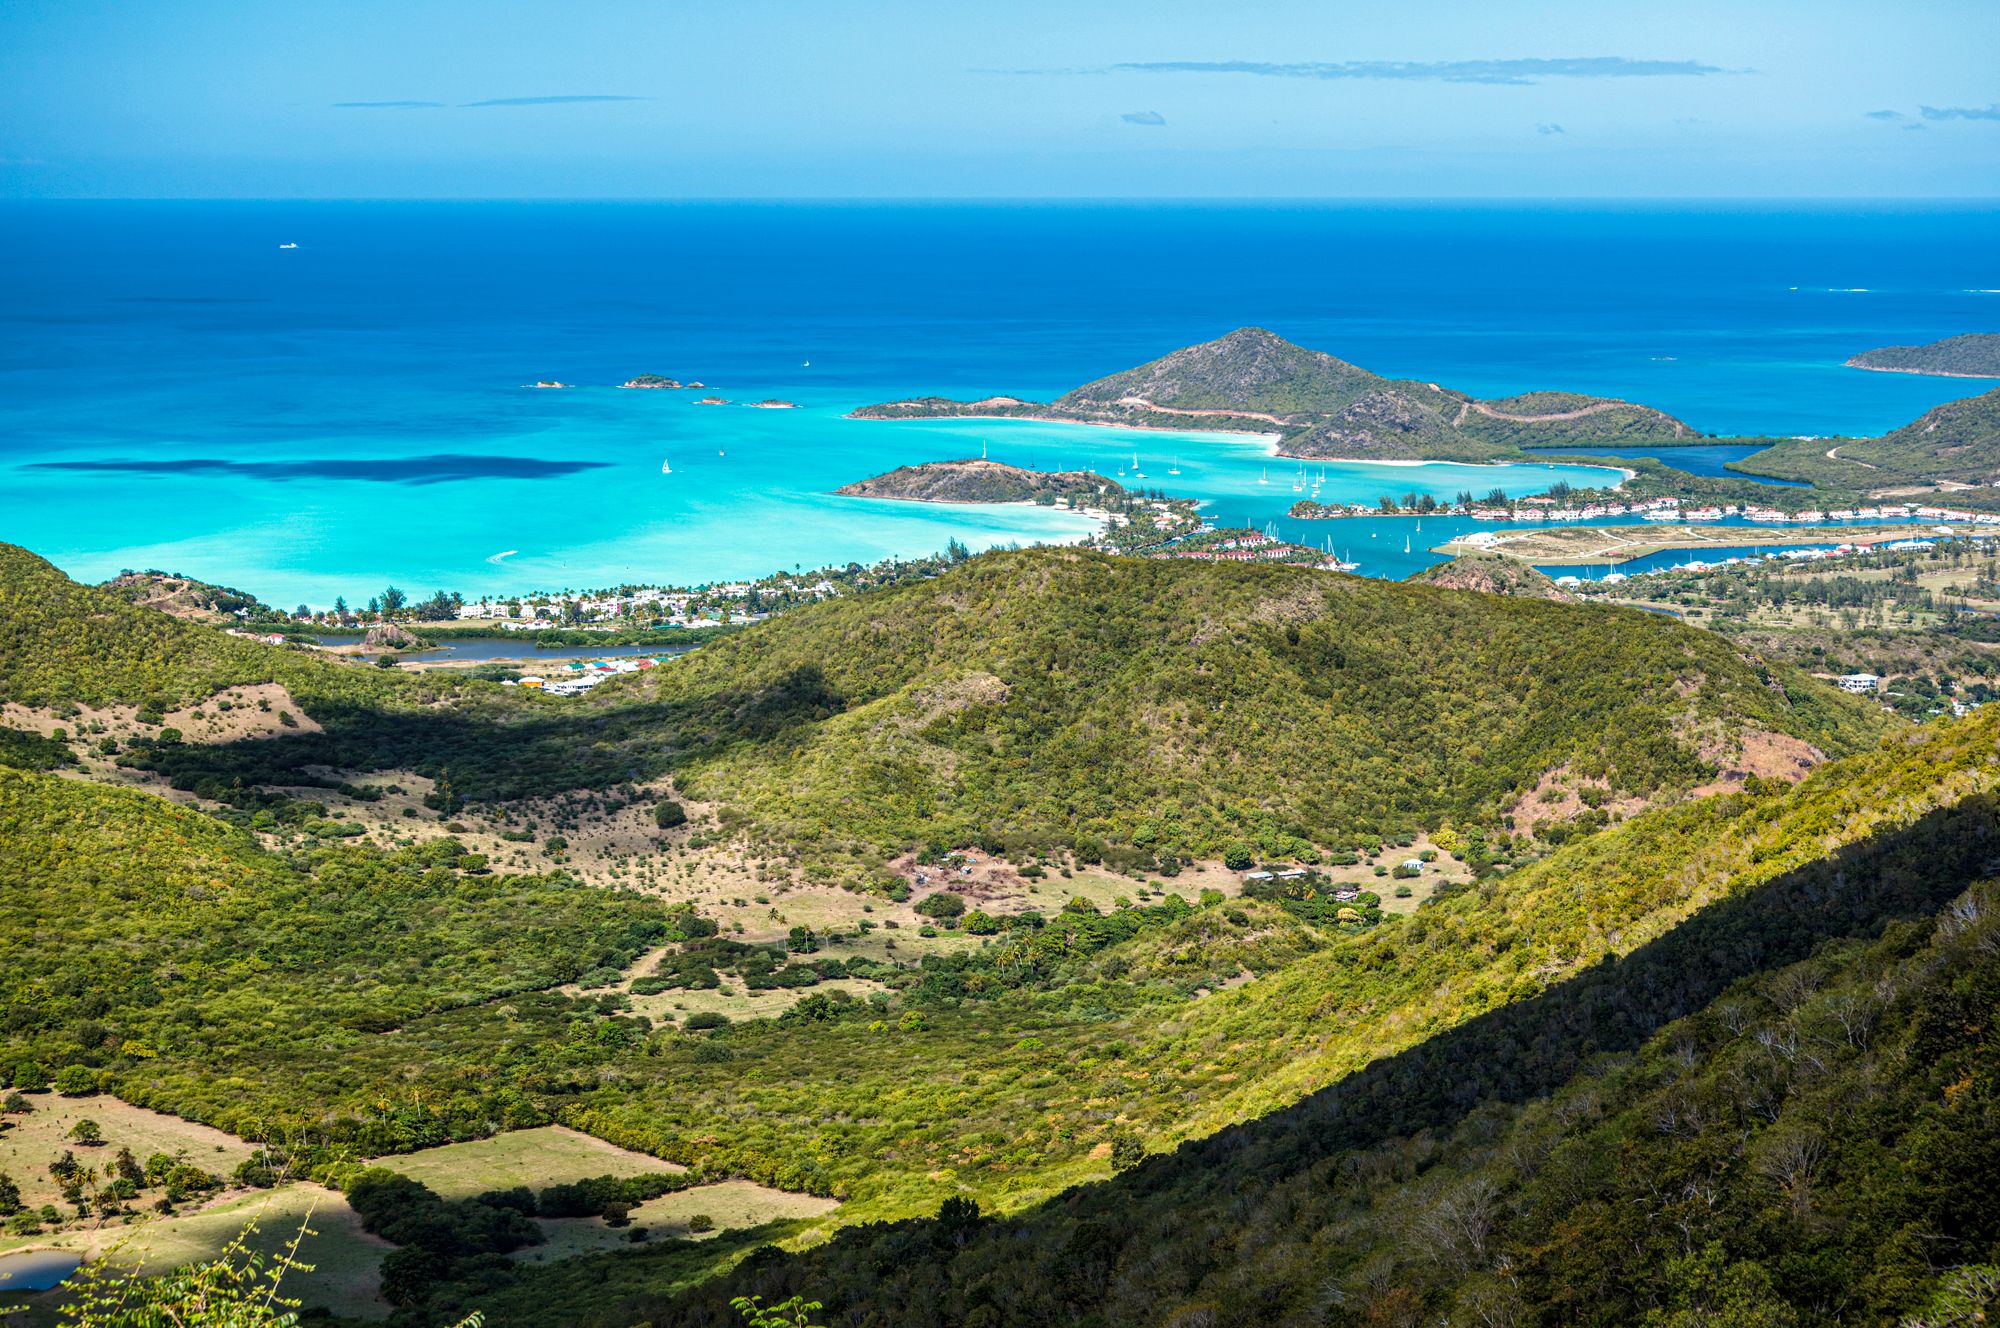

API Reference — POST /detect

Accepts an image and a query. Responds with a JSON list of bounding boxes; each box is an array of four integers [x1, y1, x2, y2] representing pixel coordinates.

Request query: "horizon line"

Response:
[[4, 194, 1999, 205]]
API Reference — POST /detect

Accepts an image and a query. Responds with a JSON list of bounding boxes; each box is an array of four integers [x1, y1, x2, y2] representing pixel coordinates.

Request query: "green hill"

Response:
[[1837, 384, 2000, 485], [3, 534, 1994, 1324], [647, 548, 1878, 872], [1848, 331, 2000, 378], [852, 328, 1694, 463], [2, 543, 1881, 876]]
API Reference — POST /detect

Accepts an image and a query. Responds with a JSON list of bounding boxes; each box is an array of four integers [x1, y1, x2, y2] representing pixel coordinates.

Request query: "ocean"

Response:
[[1, 200, 1993, 606]]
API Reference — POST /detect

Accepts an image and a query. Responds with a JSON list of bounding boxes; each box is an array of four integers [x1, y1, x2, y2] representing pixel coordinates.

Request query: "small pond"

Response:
[[0, 1248, 81, 1293]]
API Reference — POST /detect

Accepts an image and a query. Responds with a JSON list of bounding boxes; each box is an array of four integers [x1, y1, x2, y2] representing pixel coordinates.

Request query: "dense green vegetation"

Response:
[[642, 549, 1879, 877], [372, 702, 2000, 1325], [642, 861, 2000, 1328], [0, 765, 669, 1152], [2, 543, 1881, 878], [8, 532, 1999, 1326], [1730, 389, 2000, 495], [1841, 385, 2000, 485], [1848, 331, 2000, 378]]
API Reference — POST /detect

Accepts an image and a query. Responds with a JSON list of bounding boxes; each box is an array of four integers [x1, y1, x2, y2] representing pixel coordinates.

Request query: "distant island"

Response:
[[851, 327, 1694, 463], [619, 373, 684, 389], [750, 399, 800, 409], [1846, 333, 2000, 379], [835, 458, 1122, 505]]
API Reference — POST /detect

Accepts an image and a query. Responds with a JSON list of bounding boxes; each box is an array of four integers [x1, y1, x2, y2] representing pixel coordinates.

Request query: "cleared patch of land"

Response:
[[0, 1095, 259, 1212], [374, 1125, 684, 1200], [1438, 522, 1975, 566]]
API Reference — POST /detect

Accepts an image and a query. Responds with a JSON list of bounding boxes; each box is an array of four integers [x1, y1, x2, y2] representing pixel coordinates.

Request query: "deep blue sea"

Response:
[[2, 201, 1994, 606]]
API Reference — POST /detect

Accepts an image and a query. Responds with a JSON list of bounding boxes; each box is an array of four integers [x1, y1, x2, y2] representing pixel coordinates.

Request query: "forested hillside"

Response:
[[0, 765, 670, 1149], [1838, 385, 2000, 486], [25, 543, 1884, 880], [2, 534, 1996, 1326]]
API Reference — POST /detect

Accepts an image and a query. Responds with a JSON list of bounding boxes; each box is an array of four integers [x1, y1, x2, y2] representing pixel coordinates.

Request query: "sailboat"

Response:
[[1168, 456, 1181, 475], [660, 459, 672, 475], [1258, 468, 1269, 485], [1131, 451, 1144, 478], [1403, 533, 1411, 553]]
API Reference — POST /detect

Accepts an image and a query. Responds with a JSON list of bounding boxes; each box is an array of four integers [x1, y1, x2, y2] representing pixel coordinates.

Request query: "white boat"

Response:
[[1168, 456, 1181, 475], [1258, 468, 1269, 485], [277, 242, 298, 250], [661, 459, 672, 474]]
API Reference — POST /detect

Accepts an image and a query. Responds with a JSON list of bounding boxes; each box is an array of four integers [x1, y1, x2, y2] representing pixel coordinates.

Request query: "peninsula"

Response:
[[835, 458, 1122, 505], [1434, 521, 1979, 566], [1846, 332, 2000, 379], [851, 327, 1694, 463]]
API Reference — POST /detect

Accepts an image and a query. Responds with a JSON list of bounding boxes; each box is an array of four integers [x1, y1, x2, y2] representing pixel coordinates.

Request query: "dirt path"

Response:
[[1826, 443, 1877, 469], [1456, 398, 1688, 437], [1113, 396, 1294, 427]]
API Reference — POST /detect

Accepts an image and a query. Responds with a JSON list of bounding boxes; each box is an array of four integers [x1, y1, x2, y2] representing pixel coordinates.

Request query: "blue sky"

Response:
[[2, 0, 1996, 198]]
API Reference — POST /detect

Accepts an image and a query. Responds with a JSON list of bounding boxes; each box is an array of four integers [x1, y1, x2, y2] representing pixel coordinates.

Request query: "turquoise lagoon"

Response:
[[4, 200, 1992, 606]]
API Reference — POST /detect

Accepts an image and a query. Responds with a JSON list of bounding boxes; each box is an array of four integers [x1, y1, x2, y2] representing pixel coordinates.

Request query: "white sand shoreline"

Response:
[[857, 412, 1628, 481]]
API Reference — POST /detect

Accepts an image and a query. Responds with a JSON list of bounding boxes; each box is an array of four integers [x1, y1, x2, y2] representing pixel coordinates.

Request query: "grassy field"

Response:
[[0, 1122, 841, 1322], [1438, 521, 1977, 565], [374, 1125, 685, 1199], [0, 1184, 390, 1323]]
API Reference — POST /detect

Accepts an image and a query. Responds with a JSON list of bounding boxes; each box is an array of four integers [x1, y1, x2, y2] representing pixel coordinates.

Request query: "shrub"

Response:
[[654, 800, 688, 830], [1222, 843, 1256, 871], [53, 1065, 98, 1096], [684, 1012, 730, 1032], [687, 1213, 715, 1233], [914, 891, 965, 920]]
